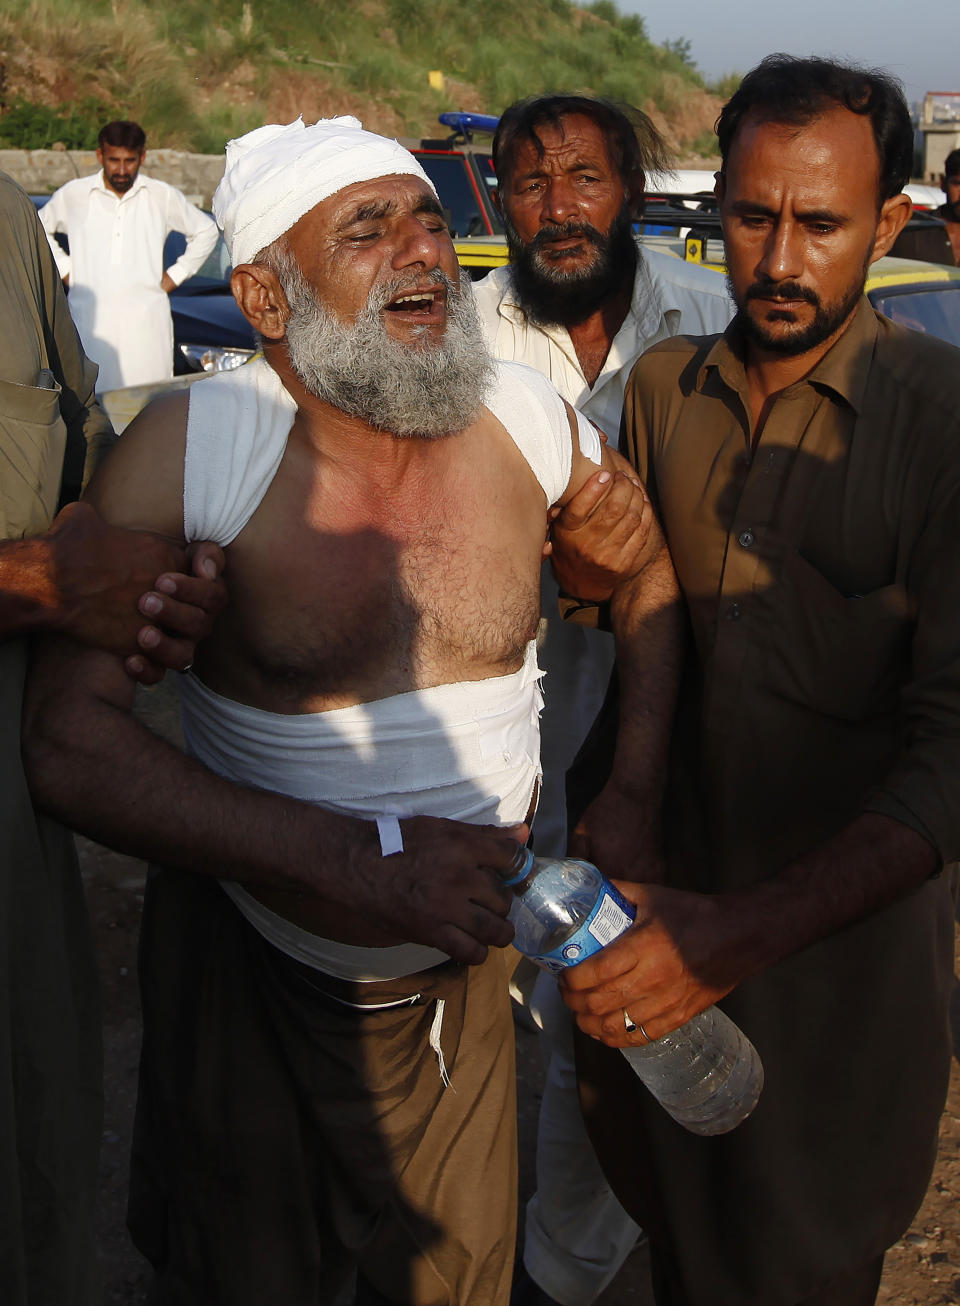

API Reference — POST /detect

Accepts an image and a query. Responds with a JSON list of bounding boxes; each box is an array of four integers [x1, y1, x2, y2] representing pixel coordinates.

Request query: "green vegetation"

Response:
[[0, 0, 713, 153], [0, 97, 102, 149], [708, 72, 744, 100], [689, 129, 720, 158]]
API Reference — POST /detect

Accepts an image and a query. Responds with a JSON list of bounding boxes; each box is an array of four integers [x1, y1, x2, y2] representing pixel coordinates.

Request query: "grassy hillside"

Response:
[[0, 0, 722, 158]]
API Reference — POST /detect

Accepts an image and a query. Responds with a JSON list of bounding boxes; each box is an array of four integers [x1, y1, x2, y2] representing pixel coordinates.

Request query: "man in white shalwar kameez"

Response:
[[40, 119, 218, 392]]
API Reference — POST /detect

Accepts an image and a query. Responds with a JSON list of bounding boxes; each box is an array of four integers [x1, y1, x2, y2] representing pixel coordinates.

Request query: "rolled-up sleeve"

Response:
[[33, 206, 114, 491], [37, 188, 72, 282], [163, 190, 218, 287]]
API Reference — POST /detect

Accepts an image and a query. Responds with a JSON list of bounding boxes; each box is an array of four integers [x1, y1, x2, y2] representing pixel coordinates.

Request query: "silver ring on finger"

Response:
[[624, 1009, 655, 1043]]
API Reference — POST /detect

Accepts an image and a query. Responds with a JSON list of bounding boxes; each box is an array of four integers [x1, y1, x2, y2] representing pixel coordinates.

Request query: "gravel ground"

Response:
[[80, 677, 959, 1305]]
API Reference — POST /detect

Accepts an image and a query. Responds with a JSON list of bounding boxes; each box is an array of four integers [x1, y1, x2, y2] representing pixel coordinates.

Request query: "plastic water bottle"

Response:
[[501, 847, 763, 1135]]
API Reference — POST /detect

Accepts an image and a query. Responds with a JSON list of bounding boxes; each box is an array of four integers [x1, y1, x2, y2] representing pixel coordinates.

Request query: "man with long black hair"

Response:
[[475, 95, 731, 1306]]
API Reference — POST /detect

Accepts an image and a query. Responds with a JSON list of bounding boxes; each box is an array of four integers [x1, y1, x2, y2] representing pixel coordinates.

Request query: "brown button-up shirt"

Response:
[[622, 298, 960, 880], [0, 172, 108, 1306], [575, 301, 960, 1306]]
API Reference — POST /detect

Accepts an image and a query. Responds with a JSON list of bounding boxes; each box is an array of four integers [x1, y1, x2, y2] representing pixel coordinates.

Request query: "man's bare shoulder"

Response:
[[84, 390, 188, 541]]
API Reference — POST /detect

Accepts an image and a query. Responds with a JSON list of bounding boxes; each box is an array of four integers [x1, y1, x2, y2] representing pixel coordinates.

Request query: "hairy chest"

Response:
[[201, 437, 549, 709]]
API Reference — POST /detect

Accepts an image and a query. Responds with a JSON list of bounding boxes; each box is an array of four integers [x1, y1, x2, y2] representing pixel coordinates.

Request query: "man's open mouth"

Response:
[[383, 288, 446, 322]]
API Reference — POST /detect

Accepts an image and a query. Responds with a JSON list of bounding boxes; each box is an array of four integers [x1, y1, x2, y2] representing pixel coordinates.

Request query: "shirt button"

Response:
[[726, 602, 742, 622], [737, 529, 755, 549]]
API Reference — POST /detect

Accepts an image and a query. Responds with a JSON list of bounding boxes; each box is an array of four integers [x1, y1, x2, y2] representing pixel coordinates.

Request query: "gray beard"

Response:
[[275, 254, 493, 439]]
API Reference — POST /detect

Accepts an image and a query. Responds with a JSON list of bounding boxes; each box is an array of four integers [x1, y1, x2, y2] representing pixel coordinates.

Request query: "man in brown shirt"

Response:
[[0, 172, 225, 1305], [555, 56, 960, 1306]]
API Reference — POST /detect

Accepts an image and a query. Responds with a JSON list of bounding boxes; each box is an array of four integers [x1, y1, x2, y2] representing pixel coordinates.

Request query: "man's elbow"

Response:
[[20, 651, 116, 820], [21, 685, 75, 817]]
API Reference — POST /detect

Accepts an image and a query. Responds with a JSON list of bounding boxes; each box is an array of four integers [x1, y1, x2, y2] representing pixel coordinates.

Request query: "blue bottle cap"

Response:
[[500, 845, 535, 886]]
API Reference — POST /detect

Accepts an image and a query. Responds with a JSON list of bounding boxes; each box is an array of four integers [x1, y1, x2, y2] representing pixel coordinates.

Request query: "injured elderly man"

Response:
[[23, 118, 678, 1306]]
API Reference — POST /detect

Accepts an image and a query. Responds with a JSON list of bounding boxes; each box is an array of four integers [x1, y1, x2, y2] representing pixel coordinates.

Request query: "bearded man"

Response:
[[473, 96, 732, 1306], [475, 94, 731, 860], [40, 120, 218, 392], [555, 57, 960, 1306], [23, 117, 674, 1306]]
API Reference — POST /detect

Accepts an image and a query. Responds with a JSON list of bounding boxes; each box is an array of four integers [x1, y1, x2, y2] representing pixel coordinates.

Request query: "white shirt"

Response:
[[473, 242, 733, 443], [473, 241, 735, 856], [40, 170, 218, 392]]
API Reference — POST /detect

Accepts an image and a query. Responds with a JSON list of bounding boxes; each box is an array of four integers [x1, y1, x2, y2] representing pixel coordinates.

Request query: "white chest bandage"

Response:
[[181, 642, 543, 981]]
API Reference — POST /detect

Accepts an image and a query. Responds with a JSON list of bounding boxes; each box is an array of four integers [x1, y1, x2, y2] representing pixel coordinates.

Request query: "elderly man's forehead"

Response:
[[310, 174, 442, 230]]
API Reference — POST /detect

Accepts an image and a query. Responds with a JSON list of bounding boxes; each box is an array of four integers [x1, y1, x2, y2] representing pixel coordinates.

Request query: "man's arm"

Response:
[[37, 188, 71, 282], [161, 189, 218, 291], [552, 406, 684, 877], [23, 635, 521, 962], [33, 189, 111, 485], [1, 208, 225, 676], [561, 813, 937, 1046], [0, 499, 225, 680]]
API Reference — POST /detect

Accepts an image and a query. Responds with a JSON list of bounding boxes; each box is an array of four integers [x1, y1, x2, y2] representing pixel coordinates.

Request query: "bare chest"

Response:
[[200, 436, 549, 710], [570, 334, 610, 388]]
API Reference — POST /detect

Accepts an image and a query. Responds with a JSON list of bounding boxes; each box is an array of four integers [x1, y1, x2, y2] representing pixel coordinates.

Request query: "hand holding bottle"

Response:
[[501, 848, 763, 1135], [559, 877, 751, 1046]]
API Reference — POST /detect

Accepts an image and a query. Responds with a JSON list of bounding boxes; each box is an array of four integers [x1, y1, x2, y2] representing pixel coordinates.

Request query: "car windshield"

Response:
[[870, 284, 960, 349], [414, 152, 500, 237], [479, 155, 497, 208]]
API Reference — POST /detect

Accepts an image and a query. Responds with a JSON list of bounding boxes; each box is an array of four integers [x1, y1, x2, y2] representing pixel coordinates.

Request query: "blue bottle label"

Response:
[[530, 882, 636, 973]]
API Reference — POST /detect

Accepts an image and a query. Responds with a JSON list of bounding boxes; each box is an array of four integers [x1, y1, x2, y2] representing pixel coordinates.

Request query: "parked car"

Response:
[[162, 227, 255, 374], [409, 113, 502, 239], [407, 113, 508, 276], [865, 257, 960, 342]]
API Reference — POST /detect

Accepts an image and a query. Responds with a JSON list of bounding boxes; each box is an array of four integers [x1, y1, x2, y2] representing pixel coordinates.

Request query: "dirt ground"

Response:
[[80, 677, 960, 1306]]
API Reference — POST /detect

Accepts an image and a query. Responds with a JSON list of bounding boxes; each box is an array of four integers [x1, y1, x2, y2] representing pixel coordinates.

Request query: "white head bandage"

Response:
[[213, 116, 438, 268]]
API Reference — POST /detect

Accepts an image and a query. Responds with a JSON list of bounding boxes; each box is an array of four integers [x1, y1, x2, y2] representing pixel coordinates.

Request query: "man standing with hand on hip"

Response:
[[40, 119, 218, 391]]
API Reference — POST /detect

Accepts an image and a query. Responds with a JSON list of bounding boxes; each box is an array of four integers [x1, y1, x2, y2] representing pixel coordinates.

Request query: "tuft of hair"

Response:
[[98, 120, 146, 152], [492, 93, 671, 206], [943, 148, 960, 179], [715, 55, 913, 204]]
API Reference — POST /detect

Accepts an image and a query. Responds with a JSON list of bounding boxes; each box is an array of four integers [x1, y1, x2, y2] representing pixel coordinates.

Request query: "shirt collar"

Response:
[[697, 296, 878, 416], [630, 245, 682, 337]]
